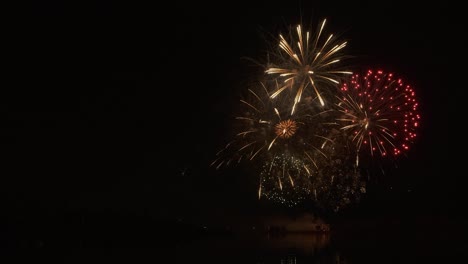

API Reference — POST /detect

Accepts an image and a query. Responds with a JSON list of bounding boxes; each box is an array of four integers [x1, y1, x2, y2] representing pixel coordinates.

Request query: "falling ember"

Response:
[[275, 119, 298, 139], [288, 173, 295, 187]]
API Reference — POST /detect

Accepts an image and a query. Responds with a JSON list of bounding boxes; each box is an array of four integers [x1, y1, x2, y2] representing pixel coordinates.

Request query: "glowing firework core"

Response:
[[360, 117, 370, 130], [275, 119, 298, 139]]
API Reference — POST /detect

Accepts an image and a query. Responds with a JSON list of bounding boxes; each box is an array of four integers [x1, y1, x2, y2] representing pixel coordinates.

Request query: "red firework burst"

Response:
[[336, 69, 420, 159]]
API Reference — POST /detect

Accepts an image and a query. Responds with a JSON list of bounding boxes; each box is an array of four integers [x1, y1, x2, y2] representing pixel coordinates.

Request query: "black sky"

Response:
[[3, 0, 462, 236]]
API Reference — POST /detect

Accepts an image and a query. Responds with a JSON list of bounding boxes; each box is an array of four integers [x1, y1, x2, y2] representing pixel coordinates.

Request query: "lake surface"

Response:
[[4, 216, 468, 263], [7, 231, 466, 263]]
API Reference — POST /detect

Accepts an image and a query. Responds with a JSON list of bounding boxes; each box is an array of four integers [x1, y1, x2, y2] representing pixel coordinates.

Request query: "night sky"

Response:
[[3, 0, 463, 249]]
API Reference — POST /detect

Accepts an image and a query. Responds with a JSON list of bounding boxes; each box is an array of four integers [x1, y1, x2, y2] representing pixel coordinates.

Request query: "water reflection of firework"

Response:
[[265, 19, 352, 114]]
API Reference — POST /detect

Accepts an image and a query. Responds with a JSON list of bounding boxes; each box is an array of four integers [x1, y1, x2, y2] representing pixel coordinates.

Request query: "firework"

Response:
[[209, 16, 423, 212], [258, 154, 313, 207], [258, 128, 366, 211], [334, 69, 420, 164], [310, 130, 366, 212], [265, 19, 352, 114], [312, 157, 365, 212], [211, 81, 337, 199]]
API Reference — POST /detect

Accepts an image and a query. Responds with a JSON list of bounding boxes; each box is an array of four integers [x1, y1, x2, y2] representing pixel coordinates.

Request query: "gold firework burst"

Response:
[[266, 19, 352, 114], [275, 119, 298, 139]]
